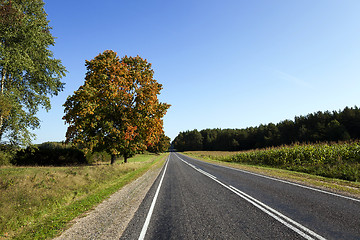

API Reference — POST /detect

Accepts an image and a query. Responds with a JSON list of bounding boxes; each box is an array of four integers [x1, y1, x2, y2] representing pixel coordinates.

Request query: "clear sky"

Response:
[[32, 0, 360, 143]]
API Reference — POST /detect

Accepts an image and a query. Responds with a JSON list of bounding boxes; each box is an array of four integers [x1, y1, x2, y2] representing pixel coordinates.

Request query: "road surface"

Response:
[[121, 152, 360, 239]]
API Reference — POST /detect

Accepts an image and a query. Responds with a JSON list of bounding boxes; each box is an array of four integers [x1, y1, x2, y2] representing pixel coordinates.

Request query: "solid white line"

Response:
[[228, 186, 326, 240], [138, 155, 169, 240], [175, 153, 360, 203], [227, 185, 319, 240], [177, 155, 217, 179], [196, 168, 217, 179], [176, 154, 326, 240]]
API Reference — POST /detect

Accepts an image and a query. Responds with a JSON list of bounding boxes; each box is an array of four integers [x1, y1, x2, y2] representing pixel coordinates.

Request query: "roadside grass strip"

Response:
[[0, 153, 167, 240], [176, 154, 326, 240], [186, 141, 360, 182], [227, 167, 360, 203], [181, 153, 360, 203]]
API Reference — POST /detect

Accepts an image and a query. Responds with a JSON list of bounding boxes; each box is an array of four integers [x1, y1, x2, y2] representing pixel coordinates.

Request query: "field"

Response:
[[187, 142, 360, 181], [0, 153, 167, 240]]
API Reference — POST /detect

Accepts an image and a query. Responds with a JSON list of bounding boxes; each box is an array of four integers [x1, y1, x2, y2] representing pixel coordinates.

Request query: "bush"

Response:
[[37, 141, 65, 150], [0, 144, 18, 166], [0, 151, 12, 166], [12, 143, 87, 166], [86, 151, 111, 164]]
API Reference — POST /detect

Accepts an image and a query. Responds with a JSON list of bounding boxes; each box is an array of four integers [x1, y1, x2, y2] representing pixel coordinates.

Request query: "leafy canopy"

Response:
[[147, 133, 171, 154], [0, 0, 66, 146], [63, 50, 170, 163]]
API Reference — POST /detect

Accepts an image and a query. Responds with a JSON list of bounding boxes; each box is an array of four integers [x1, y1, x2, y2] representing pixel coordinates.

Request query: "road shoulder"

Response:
[[54, 158, 165, 240]]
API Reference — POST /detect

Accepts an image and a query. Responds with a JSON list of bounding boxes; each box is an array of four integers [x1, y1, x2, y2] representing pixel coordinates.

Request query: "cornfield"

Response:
[[213, 142, 360, 181]]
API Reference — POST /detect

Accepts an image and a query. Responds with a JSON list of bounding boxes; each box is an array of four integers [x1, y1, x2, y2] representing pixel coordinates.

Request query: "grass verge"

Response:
[[183, 151, 360, 199], [0, 153, 167, 240]]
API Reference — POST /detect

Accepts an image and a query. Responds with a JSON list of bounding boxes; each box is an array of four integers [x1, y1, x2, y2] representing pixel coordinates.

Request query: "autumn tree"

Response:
[[0, 0, 66, 146], [63, 50, 170, 164], [147, 133, 171, 154]]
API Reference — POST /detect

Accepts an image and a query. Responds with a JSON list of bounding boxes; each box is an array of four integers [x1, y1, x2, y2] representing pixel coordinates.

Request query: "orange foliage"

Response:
[[63, 50, 170, 161]]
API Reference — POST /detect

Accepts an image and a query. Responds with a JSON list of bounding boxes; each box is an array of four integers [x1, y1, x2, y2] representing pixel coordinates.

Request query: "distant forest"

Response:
[[172, 106, 360, 151]]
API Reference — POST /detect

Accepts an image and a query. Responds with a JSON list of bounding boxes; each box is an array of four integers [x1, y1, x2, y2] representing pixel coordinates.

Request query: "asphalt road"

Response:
[[121, 152, 360, 240]]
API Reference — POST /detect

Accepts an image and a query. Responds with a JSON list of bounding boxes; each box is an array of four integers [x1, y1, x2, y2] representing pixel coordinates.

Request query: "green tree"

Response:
[[63, 50, 170, 164], [0, 0, 66, 146], [326, 119, 350, 141], [173, 132, 185, 151], [147, 133, 171, 154], [173, 129, 203, 151]]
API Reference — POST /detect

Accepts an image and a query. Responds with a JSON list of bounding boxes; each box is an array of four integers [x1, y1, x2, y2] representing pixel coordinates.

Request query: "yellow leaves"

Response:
[[63, 50, 170, 160]]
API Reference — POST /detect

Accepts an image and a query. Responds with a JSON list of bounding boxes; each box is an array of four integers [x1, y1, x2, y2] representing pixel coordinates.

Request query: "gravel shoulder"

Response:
[[54, 160, 164, 240]]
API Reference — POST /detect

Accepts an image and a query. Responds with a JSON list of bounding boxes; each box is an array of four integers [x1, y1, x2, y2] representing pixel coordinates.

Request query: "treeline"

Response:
[[0, 137, 170, 166], [173, 106, 360, 151]]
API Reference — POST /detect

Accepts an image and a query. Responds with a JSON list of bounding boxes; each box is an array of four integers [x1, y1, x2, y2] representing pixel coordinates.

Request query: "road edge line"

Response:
[[138, 155, 170, 240], [177, 154, 326, 240], [176, 152, 360, 203]]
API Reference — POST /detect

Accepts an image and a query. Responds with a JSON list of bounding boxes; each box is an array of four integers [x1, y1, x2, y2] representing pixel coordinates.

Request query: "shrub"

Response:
[[12, 144, 87, 166], [86, 151, 111, 164], [0, 151, 12, 166], [0, 144, 18, 166]]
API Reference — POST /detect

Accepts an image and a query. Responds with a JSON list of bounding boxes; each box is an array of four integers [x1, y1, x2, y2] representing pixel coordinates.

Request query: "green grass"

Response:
[[0, 153, 167, 240]]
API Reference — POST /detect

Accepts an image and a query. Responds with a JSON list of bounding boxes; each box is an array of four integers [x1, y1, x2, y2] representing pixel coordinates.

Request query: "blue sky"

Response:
[[33, 0, 360, 143]]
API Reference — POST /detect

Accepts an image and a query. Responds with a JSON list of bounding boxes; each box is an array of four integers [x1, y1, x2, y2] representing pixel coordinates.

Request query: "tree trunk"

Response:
[[110, 154, 116, 165], [124, 155, 128, 163], [0, 69, 5, 140]]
